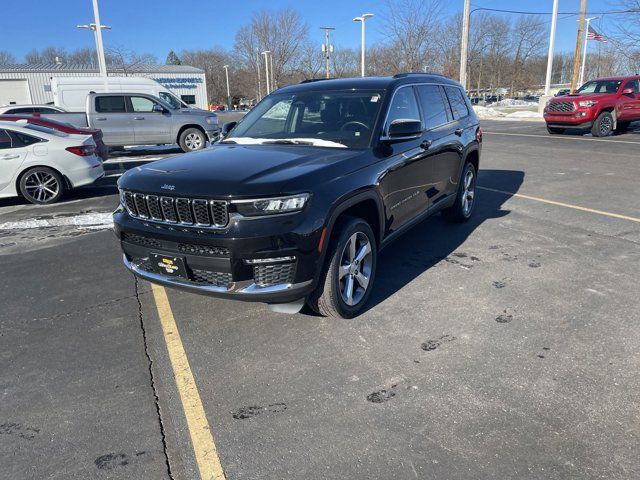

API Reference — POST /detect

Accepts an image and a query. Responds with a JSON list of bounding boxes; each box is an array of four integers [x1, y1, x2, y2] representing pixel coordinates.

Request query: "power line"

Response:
[[470, 6, 640, 16]]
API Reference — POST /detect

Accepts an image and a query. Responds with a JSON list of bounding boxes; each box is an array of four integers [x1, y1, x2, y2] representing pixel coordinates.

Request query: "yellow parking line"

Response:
[[483, 131, 640, 145], [151, 284, 226, 480], [477, 186, 640, 223]]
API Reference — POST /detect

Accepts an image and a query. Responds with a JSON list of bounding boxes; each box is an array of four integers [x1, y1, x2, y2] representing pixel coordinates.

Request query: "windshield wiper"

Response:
[[262, 139, 314, 145]]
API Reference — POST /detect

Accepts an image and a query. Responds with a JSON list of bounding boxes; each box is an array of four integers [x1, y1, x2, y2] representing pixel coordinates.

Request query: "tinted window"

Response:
[[416, 85, 450, 129], [12, 131, 41, 146], [6, 107, 35, 114], [33, 107, 58, 114], [0, 129, 14, 149], [386, 87, 421, 132], [181, 94, 196, 105], [623, 80, 639, 93], [95, 96, 126, 113], [130, 96, 156, 113], [444, 86, 469, 120]]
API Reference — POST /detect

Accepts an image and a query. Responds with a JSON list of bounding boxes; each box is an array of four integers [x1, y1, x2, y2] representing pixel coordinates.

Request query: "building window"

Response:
[[181, 95, 196, 105]]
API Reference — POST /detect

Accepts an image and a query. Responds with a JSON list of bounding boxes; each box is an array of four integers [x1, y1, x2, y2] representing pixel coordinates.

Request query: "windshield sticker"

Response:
[[370, 95, 380, 103]]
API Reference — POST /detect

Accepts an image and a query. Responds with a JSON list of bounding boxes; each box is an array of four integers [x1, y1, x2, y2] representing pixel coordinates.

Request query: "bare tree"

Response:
[[67, 48, 98, 65], [180, 49, 234, 105], [25, 47, 67, 64], [0, 51, 16, 65], [105, 45, 157, 75], [331, 47, 359, 77]]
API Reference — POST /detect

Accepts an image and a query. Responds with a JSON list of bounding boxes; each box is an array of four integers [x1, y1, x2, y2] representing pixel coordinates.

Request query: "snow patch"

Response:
[[0, 212, 113, 231]]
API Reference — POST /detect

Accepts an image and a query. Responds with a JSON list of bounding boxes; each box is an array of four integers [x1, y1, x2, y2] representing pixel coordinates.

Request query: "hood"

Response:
[[562, 92, 613, 101], [173, 108, 215, 118], [118, 144, 366, 197]]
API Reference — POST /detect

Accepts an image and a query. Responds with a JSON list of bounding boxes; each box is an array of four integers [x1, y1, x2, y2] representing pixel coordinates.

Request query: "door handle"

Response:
[[420, 139, 432, 150], [454, 128, 464, 136], [134, 117, 145, 120], [1, 154, 20, 160], [95, 117, 107, 121]]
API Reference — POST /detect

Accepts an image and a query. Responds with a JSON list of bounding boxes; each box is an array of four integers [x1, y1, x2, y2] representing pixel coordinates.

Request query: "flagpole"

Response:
[[579, 17, 597, 87]]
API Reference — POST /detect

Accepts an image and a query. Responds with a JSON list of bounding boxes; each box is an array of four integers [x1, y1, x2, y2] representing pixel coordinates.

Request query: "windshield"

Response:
[[576, 80, 622, 94], [227, 90, 385, 148], [159, 91, 187, 109]]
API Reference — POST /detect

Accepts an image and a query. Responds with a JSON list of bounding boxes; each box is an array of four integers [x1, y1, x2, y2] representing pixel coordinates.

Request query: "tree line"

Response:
[[1, 0, 639, 104]]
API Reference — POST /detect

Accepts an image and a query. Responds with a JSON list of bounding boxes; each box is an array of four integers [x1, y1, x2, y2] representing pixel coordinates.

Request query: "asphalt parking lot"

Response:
[[1, 120, 639, 479]]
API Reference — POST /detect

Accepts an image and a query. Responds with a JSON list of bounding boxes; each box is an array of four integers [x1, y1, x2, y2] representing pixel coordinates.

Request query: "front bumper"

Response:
[[543, 109, 595, 127], [113, 207, 323, 304]]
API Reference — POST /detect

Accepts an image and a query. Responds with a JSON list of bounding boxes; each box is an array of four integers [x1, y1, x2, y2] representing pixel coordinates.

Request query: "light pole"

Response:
[[261, 51, 271, 94], [77, 0, 110, 77], [579, 17, 598, 87], [223, 64, 231, 110], [353, 13, 374, 77], [459, 0, 471, 91], [543, 0, 559, 97], [320, 26, 335, 79]]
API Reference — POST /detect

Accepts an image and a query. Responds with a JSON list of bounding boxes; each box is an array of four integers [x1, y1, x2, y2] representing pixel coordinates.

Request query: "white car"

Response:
[[0, 120, 104, 204], [0, 105, 67, 114]]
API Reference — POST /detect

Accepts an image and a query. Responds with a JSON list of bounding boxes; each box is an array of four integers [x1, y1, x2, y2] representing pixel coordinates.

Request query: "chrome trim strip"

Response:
[[123, 255, 311, 295]]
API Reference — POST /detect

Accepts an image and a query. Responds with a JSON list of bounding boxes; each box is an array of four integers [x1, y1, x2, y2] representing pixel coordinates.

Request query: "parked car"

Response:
[[0, 114, 108, 161], [0, 121, 104, 204], [0, 104, 66, 114], [51, 76, 197, 111], [42, 92, 220, 152], [113, 73, 481, 318], [554, 89, 571, 97], [544, 75, 640, 136]]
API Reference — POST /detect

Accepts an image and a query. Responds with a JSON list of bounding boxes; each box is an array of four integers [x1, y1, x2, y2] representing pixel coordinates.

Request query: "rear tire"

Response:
[[179, 128, 206, 152], [442, 162, 477, 223], [591, 111, 614, 137], [307, 217, 377, 319], [546, 126, 565, 134], [19, 167, 65, 205]]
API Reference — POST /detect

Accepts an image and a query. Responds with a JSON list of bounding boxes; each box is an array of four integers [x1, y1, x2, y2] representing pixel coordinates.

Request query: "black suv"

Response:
[[114, 73, 481, 318]]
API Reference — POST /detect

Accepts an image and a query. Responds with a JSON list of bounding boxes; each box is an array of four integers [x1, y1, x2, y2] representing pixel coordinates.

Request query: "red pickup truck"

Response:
[[544, 75, 640, 136]]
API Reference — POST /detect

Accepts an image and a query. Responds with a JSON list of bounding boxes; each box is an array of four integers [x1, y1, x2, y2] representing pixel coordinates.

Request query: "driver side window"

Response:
[[385, 87, 421, 133]]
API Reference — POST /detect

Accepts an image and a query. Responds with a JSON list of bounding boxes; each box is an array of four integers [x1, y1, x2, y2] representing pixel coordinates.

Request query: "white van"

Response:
[[51, 77, 197, 112]]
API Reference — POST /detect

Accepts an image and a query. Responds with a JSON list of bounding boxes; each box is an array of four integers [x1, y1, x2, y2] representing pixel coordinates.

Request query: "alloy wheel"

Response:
[[338, 232, 373, 306], [24, 171, 60, 203], [600, 116, 612, 136], [462, 168, 475, 216], [185, 132, 203, 150]]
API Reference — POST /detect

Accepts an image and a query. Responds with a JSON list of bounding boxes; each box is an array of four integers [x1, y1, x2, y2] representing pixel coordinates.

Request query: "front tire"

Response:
[[19, 167, 65, 204], [307, 217, 377, 318], [591, 111, 614, 137], [179, 128, 206, 152], [442, 162, 477, 223]]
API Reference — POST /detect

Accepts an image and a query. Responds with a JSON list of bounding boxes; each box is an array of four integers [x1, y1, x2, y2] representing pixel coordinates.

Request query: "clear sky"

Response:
[[2, 0, 617, 63]]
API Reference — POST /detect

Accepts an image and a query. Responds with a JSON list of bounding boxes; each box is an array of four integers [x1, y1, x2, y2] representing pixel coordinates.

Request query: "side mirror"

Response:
[[221, 121, 237, 137], [384, 119, 423, 141], [153, 104, 165, 113], [622, 87, 635, 95]]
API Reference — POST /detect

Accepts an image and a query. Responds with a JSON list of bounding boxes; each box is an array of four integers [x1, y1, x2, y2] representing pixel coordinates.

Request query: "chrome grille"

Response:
[[547, 101, 575, 113], [253, 263, 296, 287], [122, 190, 228, 228]]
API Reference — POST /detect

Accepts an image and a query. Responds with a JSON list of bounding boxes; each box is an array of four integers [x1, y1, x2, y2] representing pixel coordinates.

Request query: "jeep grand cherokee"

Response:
[[113, 73, 482, 318]]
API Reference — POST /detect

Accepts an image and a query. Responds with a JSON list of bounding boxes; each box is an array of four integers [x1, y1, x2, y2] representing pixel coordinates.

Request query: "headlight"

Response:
[[578, 100, 597, 107], [233, 193, 310, 216], [205, 116, 218, 125]]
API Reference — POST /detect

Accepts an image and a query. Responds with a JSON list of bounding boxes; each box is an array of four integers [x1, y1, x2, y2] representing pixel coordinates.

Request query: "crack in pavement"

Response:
[[134, 275, 174, 480]]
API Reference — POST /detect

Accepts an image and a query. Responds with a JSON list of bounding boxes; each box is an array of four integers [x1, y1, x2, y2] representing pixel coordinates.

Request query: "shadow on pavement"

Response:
[[364, 168, 525, 312]]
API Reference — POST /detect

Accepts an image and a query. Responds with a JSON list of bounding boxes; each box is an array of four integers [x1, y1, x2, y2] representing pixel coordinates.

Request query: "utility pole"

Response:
[[270, 53, 274, 91], [261, 51, 271, 95], [77, 0, 111, 78], [459, 0, 471, 91], [320, 26, 335, 79], [544, 0, 559, 97], [223, 64, 231, 110], [579, 17, 597, 87], [571, 0, 588, 92], [256, 49, 262, 102], [353, 14, 374, 77]]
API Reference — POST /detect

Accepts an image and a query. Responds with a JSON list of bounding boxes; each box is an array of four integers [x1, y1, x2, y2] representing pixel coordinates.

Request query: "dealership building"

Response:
[[0, 64, 208, 109]]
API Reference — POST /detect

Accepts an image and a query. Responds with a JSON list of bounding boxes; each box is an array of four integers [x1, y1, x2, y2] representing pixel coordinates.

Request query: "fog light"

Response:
[[244, 256, 295, 264], [575, 112, 586, 117]]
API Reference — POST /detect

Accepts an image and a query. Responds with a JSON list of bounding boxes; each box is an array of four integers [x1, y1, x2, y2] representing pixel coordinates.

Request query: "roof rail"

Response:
[[300, 78, 335, 84], [393, 72, 447, 79]]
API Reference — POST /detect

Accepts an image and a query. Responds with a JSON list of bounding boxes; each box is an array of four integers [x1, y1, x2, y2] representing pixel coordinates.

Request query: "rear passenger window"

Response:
[[12, 131, 41, 147], [0, 129, 14, 149], [416, 85, 450, 129], [444, 86, 470, 120], [385, 87, 421, 133], [95, 96, 126, 113], [7, 107, 35, 114]]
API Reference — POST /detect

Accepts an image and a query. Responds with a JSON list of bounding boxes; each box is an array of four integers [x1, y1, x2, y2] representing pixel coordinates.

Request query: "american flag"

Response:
[[587, 25, 607, 42]]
